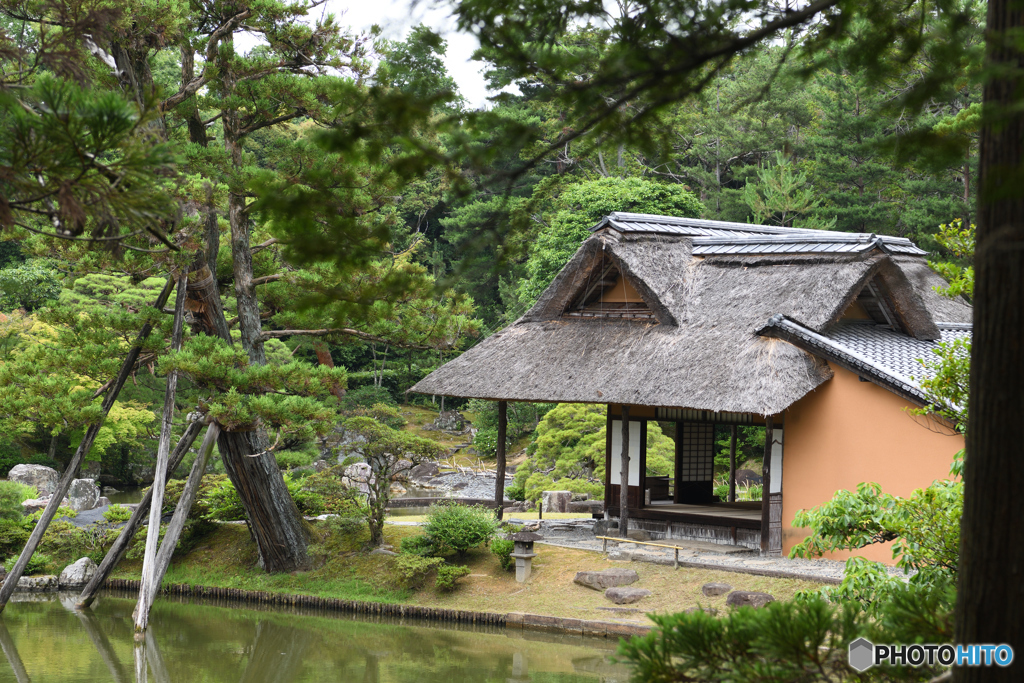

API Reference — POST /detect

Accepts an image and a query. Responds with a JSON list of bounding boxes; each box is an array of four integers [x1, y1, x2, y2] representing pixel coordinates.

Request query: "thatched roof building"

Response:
[[411, 213, 970, 416], [411, 213, 970, 560]]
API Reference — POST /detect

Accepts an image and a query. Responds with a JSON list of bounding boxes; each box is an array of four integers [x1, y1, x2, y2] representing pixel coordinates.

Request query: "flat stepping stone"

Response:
[[726, 591, 775, 608], [574, 568, 639, 590], [701, 581, 732, 597], [605, 587, 651, 604]]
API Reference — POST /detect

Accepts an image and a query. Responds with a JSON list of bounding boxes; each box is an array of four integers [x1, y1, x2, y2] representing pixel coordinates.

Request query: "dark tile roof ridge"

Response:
[[759, 314, 926, 401], [597, 213, 827, 235], [692, 234, 912, 245]]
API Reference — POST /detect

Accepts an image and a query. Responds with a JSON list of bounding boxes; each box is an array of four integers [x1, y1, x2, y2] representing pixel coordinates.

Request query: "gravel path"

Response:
[[501, 519, 914, 585]]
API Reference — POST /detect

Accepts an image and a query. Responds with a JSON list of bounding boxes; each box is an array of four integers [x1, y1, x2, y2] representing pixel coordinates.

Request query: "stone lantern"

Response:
[[509, 531, 543, 583]]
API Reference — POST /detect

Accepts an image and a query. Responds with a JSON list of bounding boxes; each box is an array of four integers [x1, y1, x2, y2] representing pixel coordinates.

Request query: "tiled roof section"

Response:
[[758, 316, 971, 408], [594, 212, 927, 256]]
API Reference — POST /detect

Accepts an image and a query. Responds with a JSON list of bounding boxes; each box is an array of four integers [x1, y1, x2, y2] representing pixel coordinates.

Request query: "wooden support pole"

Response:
[[77, 420, 203, 609], [495, 401, 507, 521], [0, 619, 29, 683], [760, 416, 774, 556], [728, 425, 737, 503], [619, 406, 630, 538], [134, 275, 188, 635], [141, 423, 220, 613], [0, 276, 176, 613]]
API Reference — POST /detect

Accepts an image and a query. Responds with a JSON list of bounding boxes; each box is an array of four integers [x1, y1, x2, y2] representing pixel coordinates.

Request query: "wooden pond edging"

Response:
[[101, 579, 650, 638]]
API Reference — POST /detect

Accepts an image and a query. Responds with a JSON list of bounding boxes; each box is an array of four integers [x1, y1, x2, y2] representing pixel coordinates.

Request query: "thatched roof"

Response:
[[410, 214, 972, 416]]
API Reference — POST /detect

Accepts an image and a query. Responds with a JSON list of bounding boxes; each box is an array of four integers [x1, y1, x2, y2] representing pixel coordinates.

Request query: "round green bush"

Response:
[[0, 480, 36, 520], [490, 537, 516, 572], [424, 503, 498, 557]]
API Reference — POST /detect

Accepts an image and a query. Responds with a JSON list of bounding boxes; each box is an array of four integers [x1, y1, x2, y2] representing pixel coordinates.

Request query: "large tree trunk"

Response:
[[953, 1, 1024, 681]]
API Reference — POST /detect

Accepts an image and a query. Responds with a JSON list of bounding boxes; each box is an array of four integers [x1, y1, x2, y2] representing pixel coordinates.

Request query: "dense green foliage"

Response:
[[0, 481, 35, 520], [512, 403, 675, 503], [422, 504, 499, 557], [617, 588, 953, 682], [490, 537, 516, 572]]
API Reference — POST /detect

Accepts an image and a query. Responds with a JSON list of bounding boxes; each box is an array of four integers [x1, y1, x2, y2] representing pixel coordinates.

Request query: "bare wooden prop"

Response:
[[76, 609, 131, 683], [0, 276, 176, 613], [495, 401, 507, 521], [728, 425, 737, 503], [619, 406, 630, 538], [134, 275, 188, 634], [77, 420, 204, 609], [0, 619, 29, 683], [136, 423, 220, 619]]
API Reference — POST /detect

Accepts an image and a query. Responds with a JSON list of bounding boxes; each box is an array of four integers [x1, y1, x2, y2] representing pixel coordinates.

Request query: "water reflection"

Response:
[[0, 592, 630, 683]]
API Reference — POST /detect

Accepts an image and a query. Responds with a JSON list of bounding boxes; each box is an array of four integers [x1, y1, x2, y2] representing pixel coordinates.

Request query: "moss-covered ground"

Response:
[[107, 521, 822, 626]]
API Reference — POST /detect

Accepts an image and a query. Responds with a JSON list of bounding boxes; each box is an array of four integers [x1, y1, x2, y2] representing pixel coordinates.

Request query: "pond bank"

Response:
[[97, 578, 651, 638]]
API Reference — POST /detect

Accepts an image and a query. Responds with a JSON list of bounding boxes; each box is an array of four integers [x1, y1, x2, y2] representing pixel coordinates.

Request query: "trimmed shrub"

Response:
[[102, 504, 132, 524], [0, 480, 36, 520], [435, 564, 471, 592], [490, 537, 515, 572], [400, 534, 437, 557], [392, 554, 443, 590], [299, 466, 364, 516], [424, 503, 498, 557], [4, 552, 50, 575], [0, 518, 29, 559]]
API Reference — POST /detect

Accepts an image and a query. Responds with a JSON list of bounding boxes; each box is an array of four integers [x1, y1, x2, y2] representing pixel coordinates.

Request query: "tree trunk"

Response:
[[953, 1, 1024, 680], [186, 260, 311, 572], [495, 401, 507, 521], [0, 277, 177, 613], [218, 429, 311, 571], [619, 406, 630, 539]]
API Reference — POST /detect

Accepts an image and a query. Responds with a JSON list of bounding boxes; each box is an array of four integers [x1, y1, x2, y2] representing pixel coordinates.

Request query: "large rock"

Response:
[[569, 500, 604, 514], [734, 469, 763, 487], [58, 557, 98, 588], [67, 479, 101, 512], [408, 461, 441, 483], [16, 575, 57, 591], [542, 490, 571, 513], [593, 519, 619, 536], [22, 497, 70, 515], [573, 568, 639, 591], [390, 459, 414, 481], [426, 410, 465, 432], [341, 462, 374, 494], [604, 587, 652, 605], [337, 431, 367, 462], [702, 582, 733, 597], [726, 591, 775, 609], [8, 464, 59, 497], [626, 529, 651, 542]]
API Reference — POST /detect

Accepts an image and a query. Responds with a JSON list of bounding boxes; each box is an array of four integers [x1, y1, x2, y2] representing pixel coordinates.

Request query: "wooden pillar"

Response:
[[619, 406, 630, 538], [760, 416, 774, 555], [728, 425, 737, 503], [495, 401, 507, 521]]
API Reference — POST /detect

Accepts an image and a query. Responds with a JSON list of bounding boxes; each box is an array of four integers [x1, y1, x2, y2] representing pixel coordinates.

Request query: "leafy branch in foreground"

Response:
[[617, 592, 951, 682]]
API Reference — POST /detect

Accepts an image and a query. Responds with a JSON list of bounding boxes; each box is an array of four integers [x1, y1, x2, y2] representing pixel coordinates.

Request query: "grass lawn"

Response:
[[111, 521, 821, 627]]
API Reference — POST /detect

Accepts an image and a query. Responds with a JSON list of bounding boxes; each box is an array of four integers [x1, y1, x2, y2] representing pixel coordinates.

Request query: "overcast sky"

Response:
[[305, 0, 492, 108]]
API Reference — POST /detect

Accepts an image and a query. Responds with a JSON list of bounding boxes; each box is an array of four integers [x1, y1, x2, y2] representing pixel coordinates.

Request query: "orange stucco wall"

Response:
[[782, 363, 963, 564]]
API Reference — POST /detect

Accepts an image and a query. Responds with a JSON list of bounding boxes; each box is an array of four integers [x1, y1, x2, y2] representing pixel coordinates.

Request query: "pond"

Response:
[[0, 592, 631, 683]]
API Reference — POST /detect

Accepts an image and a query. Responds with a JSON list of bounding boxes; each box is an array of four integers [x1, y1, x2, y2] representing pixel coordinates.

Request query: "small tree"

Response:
[[340, 404, 447, 546]]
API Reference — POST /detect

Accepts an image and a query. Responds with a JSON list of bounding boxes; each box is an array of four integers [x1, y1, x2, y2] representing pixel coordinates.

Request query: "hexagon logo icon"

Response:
[[849, 638, 875, 672]]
